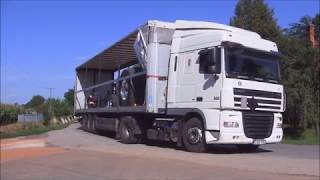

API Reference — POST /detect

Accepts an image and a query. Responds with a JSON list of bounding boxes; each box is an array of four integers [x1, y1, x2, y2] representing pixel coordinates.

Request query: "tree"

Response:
[[25, 95, 45, 113], [285, 14, 319, 43], [42, 98, 73, 125], [282, 14, 320, 135], [230, 0, 281, 42], [64, 89, 74, 107], [0, 103, 24, 125]]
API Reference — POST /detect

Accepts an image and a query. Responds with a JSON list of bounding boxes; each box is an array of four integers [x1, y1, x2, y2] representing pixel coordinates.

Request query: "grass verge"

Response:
[[0, 122, 69, 139], [282, 129, 320, 145]]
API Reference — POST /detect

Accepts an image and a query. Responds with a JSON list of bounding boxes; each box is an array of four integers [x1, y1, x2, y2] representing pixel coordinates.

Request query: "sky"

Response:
[[1, 0, 319, 104]]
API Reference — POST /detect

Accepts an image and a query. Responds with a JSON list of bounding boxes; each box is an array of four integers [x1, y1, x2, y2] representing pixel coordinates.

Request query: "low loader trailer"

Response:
[[74, 20, 285, 152]]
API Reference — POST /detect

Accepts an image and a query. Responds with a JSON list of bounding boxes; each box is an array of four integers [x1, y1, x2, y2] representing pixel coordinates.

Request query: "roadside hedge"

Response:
[[0, 104, 23, 125]]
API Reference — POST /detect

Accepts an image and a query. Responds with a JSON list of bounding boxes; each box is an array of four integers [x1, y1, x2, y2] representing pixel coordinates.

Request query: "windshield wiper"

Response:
[[229, 72, 279, 83], [253, 77, 264, 81], [266, 79, 278, 83], [229, 72, 249, 80], [237, 75, 249, 79]]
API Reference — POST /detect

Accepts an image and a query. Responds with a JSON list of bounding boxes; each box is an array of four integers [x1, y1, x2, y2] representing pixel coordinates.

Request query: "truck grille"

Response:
[[234, 88, 282, 111], [242, 112, 274, 139]]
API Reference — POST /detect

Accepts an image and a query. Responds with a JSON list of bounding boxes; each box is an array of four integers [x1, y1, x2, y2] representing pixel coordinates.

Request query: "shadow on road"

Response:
[[77, 127, 273, 154], [206, 144, 273, 154], [78, 126, 118, 139], [144, 142, 273, 154]]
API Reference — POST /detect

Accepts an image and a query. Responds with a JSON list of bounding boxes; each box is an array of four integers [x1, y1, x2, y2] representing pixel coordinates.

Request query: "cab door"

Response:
[[195, 47, 223, 108], [174, 51, 198, 103]]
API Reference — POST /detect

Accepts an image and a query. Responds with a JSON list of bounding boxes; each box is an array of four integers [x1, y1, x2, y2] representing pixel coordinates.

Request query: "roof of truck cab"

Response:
[[76, 20, 266, 71]]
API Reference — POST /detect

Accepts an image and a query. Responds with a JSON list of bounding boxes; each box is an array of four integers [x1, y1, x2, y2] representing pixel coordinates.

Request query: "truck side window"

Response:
[[199, 48, 221, 74]]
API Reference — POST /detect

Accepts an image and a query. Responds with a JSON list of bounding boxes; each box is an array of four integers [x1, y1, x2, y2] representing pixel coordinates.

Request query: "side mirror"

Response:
[[199, 48, 220, 74], [207, 65, 216, 74], [208, 48, 217, 66]]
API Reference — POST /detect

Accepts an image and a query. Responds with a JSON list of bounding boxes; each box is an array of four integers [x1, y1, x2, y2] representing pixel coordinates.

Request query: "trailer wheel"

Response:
[[119, 70, 135, 106], [119, 116, 141, 144], [182, 117, 206, 153], [88, 114, 97, 133], [82, 114, 88, 131], [92, 117, 97, 133], [237, 144, 259, 152], [87, 114, 92, 132]]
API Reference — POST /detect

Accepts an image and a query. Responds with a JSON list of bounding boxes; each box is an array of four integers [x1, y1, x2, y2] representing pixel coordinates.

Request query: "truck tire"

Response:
[[119, 116, 141, 144], [119, 70, 135, 106], [237, 144, 259, 152], [92, 117, 97, 133], [82, 114, 88, 131], [88, 114, 97, 133], [87, 114, 92, 132], [182, 117, 206, 153]]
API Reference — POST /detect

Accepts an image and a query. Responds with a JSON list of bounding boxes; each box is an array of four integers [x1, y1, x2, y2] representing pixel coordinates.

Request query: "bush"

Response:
[[0, 104, 24, 125], [283, 128, 320, 145], [0, 122, 69, 139]]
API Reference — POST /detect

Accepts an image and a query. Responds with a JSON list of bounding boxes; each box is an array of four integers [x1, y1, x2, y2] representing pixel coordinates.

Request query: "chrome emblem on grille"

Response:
[[247, 96, 259, 111]]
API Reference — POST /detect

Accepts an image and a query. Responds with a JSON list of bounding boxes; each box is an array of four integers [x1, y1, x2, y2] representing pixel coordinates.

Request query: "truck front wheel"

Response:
[[182, 117, 206, 153]]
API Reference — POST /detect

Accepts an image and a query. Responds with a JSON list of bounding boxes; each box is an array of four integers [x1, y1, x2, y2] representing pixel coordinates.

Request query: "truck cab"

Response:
[[165, 21, 283, 147]]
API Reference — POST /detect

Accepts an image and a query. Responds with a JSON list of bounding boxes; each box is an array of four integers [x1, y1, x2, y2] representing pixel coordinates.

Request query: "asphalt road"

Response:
[[1, 123, 319, 180]]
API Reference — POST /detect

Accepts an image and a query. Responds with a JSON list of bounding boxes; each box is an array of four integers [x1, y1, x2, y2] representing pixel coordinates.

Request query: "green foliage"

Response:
[[2, 88, 74, 126], [64, 89, 74, 107], [43, 98, 73, 125], [285, 14, 319, 42], [282, 128, 320, 145], [25, 95, 45, 113], [230, 0, 281, 41], [280, 15, 320, 134], [0, 104, 24, 125], [0, 122, 68, 139]]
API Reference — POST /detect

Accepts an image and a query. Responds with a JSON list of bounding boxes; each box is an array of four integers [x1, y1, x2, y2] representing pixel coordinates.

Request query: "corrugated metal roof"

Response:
[[76, 29, 139, 71], [76, 20, 175, 71]]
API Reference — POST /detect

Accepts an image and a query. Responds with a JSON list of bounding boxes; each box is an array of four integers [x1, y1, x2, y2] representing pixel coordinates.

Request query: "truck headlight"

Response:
[[276, 116, 282, 128], [276, 122, 282, 128], [223, 122, 239, 128]]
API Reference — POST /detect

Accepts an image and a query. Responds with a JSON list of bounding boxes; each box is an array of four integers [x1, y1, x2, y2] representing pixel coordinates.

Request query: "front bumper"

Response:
[[205, 110, 283, 144]]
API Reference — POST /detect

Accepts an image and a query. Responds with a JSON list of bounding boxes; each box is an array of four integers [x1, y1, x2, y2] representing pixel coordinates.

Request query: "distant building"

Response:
[[18, 114, 43, 123]]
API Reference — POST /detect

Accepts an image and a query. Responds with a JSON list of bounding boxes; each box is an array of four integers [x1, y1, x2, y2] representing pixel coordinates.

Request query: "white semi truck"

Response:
[[74, 20, 284, 152]]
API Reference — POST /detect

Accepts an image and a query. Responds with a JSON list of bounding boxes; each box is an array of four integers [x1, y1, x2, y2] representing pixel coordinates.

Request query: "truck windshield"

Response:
[[225, 48, 280, 83]]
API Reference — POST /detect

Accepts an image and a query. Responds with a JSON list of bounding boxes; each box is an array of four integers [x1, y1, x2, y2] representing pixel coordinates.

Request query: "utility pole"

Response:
[[48, 88, 54, 99], [47, 88, 55, 119]]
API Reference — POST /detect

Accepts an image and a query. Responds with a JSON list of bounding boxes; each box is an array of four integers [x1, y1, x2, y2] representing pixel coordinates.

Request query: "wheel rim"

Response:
[[187, 127, 202, 145], [120, 80, 129, 101], [92, 119, 96, 131], [121, 123, 130, 138], [84, 116, 88, 129]]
